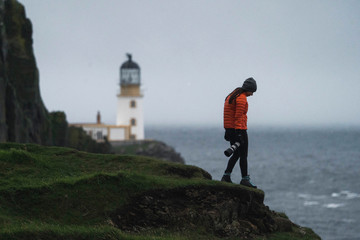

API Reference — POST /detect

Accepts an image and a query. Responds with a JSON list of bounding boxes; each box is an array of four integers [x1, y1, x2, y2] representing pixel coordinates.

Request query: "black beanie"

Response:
[[241, 77, 257, 92]]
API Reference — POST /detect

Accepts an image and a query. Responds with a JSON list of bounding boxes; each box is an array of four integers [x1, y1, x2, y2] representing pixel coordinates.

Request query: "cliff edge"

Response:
[[0, 142, 321, 240]]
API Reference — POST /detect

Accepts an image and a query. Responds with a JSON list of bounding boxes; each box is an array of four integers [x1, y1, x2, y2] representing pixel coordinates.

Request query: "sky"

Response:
[[19, 0, 360, 128]]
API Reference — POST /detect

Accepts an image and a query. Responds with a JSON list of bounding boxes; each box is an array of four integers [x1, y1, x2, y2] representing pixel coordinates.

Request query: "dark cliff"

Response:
[[0, 0, 51, 144]]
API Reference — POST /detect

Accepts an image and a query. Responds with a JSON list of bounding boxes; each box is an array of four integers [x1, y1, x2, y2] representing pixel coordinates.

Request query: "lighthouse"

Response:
[[116, 54, 144, 140]]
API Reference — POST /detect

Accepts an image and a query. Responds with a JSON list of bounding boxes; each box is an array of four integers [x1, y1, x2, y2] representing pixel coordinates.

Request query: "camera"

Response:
[[224, 142, 240, 157]]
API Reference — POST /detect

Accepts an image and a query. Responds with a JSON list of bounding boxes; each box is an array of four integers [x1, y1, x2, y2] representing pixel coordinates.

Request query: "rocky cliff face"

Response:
[[0, 0, 51, 144], [111, 184, 319, 239]]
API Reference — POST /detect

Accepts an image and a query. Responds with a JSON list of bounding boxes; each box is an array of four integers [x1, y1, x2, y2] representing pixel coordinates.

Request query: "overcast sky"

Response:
[[19, 0, 360, 128]]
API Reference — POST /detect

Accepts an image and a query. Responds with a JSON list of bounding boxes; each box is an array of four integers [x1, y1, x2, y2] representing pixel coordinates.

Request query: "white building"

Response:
[[70, 54, 145, 142]]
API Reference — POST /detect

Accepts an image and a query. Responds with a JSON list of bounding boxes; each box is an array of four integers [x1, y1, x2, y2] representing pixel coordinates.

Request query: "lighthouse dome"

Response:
[[121, 54, 140, 69]]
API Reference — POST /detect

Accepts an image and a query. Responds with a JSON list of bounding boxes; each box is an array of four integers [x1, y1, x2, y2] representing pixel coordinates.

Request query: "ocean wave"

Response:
[[297, 193, 327, 200], [323, 203, 345, 209], [331, 190, 360, 200], [304, 201, 319, 206]]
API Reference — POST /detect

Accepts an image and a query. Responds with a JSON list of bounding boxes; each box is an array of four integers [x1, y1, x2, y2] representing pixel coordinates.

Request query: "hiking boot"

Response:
[[221, 174, 232, 183], [240, 176, 257, 188]]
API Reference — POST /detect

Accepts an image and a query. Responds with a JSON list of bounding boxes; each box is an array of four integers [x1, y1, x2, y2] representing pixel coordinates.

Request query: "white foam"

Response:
[[331, 192, 340, 197], [331, 190, 360, 200], [343, 191, 360, 200], [298, 193, 311, 199], [298, 193, 327, 200], [304, 201, 319, 206], [323, 203, 345, 209]]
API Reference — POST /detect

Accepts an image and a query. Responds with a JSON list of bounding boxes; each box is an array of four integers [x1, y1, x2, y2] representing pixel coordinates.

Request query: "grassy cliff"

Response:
[[0, 142, 321, 240]]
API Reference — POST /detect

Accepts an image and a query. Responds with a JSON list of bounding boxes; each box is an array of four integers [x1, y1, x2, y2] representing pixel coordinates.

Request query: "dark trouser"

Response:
[[225, 129, 248, 178]]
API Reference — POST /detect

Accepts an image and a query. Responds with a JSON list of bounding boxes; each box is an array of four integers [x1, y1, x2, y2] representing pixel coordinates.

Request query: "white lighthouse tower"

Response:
[[116, 54, 144, 140]]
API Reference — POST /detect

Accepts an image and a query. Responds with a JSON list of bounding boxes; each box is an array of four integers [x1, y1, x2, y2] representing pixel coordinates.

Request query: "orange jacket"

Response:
[[234, 93, 248, 130], [223, 94, 236, 128]]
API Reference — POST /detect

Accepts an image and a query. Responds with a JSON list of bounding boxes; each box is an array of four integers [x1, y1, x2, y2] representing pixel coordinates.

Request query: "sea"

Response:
[[145, 125, 360, 240]]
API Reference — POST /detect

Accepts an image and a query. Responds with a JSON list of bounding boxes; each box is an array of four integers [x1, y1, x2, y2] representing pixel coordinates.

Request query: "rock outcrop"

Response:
[[0, 0, 51, 144], [111, 185, 316, 239]]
